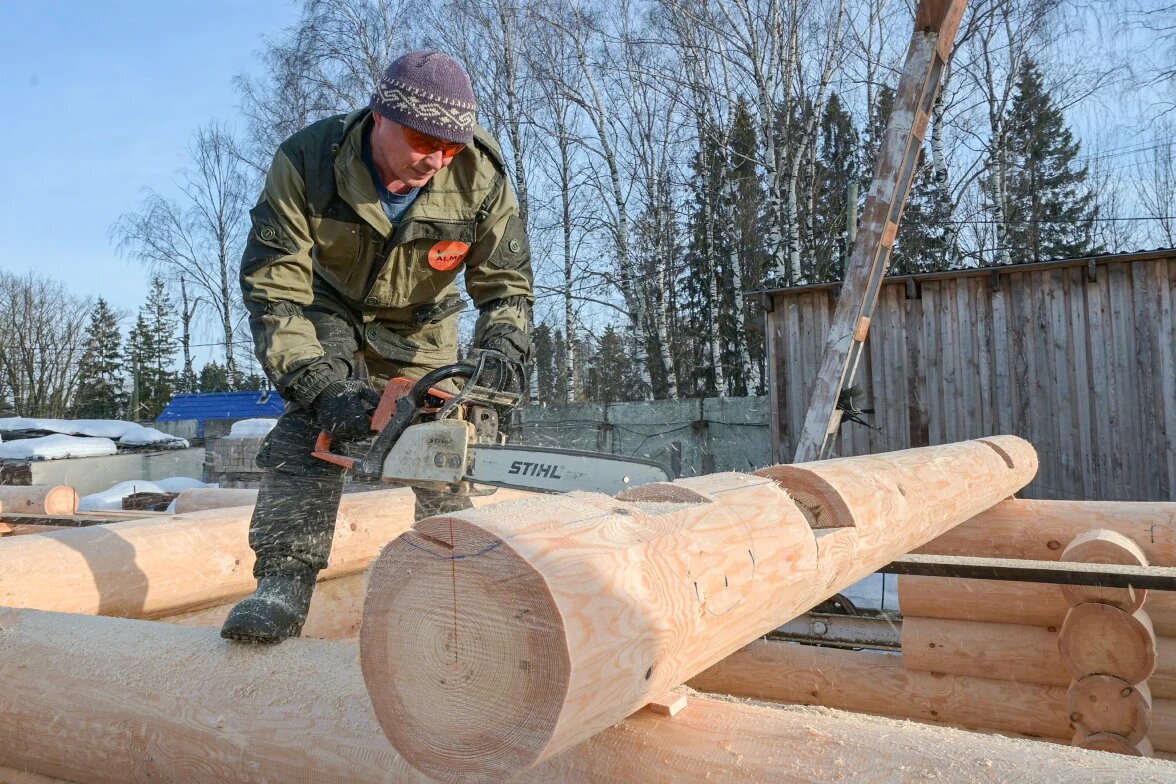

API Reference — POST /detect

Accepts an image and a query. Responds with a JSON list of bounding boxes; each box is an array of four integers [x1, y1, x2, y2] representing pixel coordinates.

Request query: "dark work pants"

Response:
[[248, 308, 472, 579]]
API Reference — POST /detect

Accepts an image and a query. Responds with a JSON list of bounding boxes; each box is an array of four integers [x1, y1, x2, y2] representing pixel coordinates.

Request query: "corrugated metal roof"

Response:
[[157, 391, 285, 436]]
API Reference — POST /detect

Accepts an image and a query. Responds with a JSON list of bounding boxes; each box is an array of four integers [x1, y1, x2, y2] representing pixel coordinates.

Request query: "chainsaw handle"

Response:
[[311, 430, 357, 470], [309, 363, 476, 476]]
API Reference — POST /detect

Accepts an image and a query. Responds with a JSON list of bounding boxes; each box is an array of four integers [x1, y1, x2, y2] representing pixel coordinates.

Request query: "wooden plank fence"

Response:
[[766, 250, 1176, 501]]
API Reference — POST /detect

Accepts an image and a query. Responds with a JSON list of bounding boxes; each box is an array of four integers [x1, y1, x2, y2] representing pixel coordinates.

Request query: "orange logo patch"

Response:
[[427, 240, 469, 271]]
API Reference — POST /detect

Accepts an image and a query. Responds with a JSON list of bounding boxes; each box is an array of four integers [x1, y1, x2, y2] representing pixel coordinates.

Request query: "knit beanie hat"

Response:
[[371, 51, 478, 144]]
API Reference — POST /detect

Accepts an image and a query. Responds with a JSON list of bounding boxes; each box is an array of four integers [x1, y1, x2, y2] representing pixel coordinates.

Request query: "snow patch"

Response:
[[77, 476, 210, 512], [0, 434, 119, 461], [0, 418, 188, 448], [839, 573, 900, 612], [227, 418, 278, 439]]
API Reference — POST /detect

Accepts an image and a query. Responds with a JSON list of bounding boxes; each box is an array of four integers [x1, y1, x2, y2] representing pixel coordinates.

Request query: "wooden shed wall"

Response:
[[767, 253, 1176, 501]]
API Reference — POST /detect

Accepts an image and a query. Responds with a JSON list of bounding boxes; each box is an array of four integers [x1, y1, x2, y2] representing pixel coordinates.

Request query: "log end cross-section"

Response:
[[360, 515, 570, 783]]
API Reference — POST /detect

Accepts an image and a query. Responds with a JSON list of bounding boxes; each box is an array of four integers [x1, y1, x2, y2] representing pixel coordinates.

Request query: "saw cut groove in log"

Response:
[[919, 500, 1176, 564], [1061, 529, 1149, 612], [0, 487, 533, 618], [898, 575, 1176, 637], [1067, 674, 1151, 744], [0, 486, 77, 517], [1059, 603, 1157, 684], [361, 437, 1038, 782], [756, 436, 1037, 531]]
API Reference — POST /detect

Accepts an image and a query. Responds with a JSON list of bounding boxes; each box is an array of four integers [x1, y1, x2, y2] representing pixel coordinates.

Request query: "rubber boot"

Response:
[[220, 571, 317, 644]]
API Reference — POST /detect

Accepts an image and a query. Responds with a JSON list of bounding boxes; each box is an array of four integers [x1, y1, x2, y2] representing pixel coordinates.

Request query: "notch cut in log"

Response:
[[361, 436, 1037, 782]]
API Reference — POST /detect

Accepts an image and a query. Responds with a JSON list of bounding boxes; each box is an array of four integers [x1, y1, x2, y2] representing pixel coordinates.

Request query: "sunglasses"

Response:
[[402, 126, 466, 157]]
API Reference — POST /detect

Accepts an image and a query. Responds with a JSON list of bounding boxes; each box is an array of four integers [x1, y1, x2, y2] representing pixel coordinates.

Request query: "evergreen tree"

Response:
[[531, 323, 558, 404], [72, 298, 126, 419], [584, 326, 643, 403], [199, 362, 232, 393], [125, 278, 178, 420], [809, 92, 861, 283], [891, 154, 954, 274], [1000, 58, 1100, 264]]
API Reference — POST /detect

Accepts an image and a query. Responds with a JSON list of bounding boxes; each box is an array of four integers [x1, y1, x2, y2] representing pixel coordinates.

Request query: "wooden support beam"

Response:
[[903, 617, 1065, 686], [360, 437, 1037, 782], [171, 488, 258, 514], [0, 487, 532, 618], [0, 608, 1172, 784], [689, 639, 1074, 739], [918, 499, 1176, 565], [793, 0, 967, 461], [900, 616, 1176, 699], [0, 486, 77, 516], [897, 575, 1176, 637]]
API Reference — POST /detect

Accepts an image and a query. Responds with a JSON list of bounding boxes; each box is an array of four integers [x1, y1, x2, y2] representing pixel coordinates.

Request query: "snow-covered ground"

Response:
[[78, 476, 212, 512], [0, 417, 188, 454]]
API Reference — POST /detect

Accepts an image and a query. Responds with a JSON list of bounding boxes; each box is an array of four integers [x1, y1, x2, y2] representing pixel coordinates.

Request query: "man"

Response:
[[221, 51, 533, 644]]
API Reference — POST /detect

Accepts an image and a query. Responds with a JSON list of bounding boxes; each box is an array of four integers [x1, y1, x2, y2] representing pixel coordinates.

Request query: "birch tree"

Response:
[[114, 124, 250, 380], [0, 273, 91, 418]]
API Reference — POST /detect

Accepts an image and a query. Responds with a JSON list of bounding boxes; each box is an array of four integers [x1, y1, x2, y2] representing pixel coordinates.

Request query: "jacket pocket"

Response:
[[368, 219, 473, 309], [311, 217, 374, 301]]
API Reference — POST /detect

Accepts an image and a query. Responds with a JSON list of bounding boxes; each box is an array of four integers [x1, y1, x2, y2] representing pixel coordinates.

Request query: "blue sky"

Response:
[[0, 1, 292, 324]]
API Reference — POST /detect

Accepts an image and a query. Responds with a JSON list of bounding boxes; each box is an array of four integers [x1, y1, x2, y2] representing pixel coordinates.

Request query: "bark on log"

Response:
[[361, 437, 1038, 782], [898, 575, 1176, 637], [171, 488, 258, 514], [0, 486, 77, 516], [689, 639, 1074, 740], [1060, 529, 1149, 612], [161, 573, 366, 640], [0, 608, 1172, 784], [1060, 604, 1157, 684], [1067, 674, 1151, 744], [919, 500, 1176, 565], [0, 487, 532, 618]]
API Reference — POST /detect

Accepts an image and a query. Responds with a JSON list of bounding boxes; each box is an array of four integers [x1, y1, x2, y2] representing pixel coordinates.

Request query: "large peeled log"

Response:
[[0, 487, 532, 618], [360, 436, 1038, 782]]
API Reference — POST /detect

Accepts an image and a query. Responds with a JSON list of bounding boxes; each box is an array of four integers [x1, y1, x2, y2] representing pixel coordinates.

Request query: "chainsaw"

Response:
[[311, 352, 672, 496]]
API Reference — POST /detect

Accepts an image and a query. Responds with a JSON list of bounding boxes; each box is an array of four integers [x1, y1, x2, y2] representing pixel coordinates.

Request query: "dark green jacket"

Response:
[[240, 108, 533, 405]]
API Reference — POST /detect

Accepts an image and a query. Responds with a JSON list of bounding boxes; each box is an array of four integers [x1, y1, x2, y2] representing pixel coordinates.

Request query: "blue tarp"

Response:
[[156, 391, 285, 437]]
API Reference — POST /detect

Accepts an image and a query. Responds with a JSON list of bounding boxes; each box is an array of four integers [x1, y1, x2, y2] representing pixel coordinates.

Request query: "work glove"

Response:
[[313, 380, 381, 442], [469, 347, 527, 399]]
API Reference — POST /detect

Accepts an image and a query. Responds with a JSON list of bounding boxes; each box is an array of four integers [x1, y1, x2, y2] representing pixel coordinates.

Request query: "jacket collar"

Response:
[[334, 108, 393, 238]]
